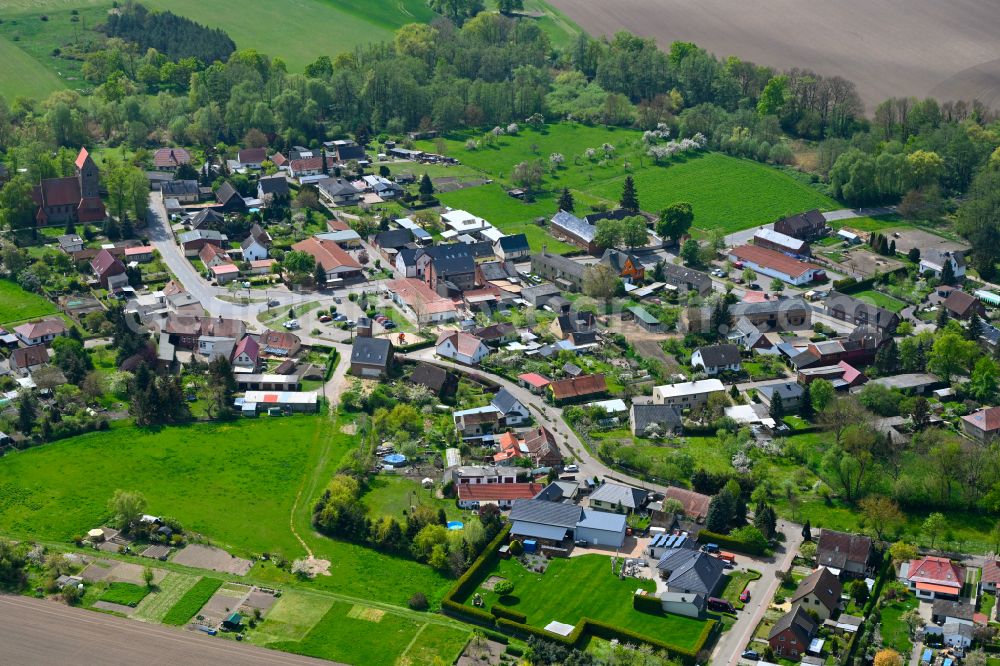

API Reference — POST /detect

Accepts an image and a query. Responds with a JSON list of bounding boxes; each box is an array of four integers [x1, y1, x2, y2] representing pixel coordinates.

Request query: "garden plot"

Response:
[[197, 583, 251, 626], [171, 544, 252, 575], [889, 228, 970, 257], [826, 246, 904, 279]]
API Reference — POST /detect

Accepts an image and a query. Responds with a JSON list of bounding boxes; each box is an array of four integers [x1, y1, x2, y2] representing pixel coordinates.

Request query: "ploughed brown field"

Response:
[[548, 0, 1000, 110]]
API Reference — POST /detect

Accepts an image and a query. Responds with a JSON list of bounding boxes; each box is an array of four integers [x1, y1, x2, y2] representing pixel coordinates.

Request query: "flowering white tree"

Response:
[[549, 153, 565, 170], [465, 139, 478, 151], [491, 126, 505, 137], [601, 142, 615, 158], [506, 123, 519, 135], [584, 147, 597, 161]]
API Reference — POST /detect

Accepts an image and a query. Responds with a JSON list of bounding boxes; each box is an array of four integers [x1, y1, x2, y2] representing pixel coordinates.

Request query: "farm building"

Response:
[[729, 245, 825, 286], [239, 391, 318, 414]]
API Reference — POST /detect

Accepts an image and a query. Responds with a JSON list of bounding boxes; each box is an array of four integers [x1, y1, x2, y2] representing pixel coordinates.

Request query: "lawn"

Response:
[[0, 279, 58, 326], [718, 569, 761, 609], [589, 429, 733, 477], [421, 124, 836, 235], [267, 600, 433, 665], [460, 554, 710, 651], [852, 289, 907, 313], [98, 581, 151, 607], [361, 475, 464, 522], [161, 577, 223, 625], [880, 595, 918, 654]]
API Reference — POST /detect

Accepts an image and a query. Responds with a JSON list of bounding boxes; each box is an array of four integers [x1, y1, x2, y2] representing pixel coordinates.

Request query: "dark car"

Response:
[[741, 649, 759, 660], [574, 539, 588, 547], [748, 283, 761, 290]]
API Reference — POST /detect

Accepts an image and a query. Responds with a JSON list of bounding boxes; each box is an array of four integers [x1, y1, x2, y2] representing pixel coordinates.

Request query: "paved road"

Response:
[[403, 348, 672, 494], [0, 595, 336, 666], [713, 519, 805, 665]]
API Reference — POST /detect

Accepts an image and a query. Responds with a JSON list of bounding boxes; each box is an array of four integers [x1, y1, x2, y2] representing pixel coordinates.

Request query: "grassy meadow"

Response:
[[422, 123, 836, 237], [0, 279, 59, 326]]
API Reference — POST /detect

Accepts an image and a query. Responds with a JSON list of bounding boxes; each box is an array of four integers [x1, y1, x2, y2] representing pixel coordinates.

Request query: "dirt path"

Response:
[[286, 416, 336, 576]]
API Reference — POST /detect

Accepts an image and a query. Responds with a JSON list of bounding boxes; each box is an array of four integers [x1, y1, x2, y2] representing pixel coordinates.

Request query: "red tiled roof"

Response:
[[548, 374, 607, 400], [124, 245, 154, 256], [327, 218, 351, 231], [907, 556, 963, 588], [270, 153, 287, 166], [662, 486, 712, 519], [730, 244, 822, 279], [11, 345, 50, 368], [211, 264, 239, 275], [436, 331, 486, 357], [457, 482, 542, 502], [238, 148, 267, 164], [291, 237, 361, 272], [153, 147, 191, 168], [232, 335, 259, 361], [74, 147, 90, 170], [983, 560, 1000, 585], [14, 318, 66, 339], [962, 406, 1000, 433]]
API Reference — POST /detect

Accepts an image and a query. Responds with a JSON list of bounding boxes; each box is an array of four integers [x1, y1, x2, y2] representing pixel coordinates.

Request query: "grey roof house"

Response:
[[349, 337, 392, 378], [656, 549, 725, 596], [630, 403, 683, 437], [588, 482, 648, 514], [758, 382, 806, 410]]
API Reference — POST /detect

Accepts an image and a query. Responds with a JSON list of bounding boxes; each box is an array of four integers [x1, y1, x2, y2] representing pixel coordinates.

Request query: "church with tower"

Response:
[[32, 147, 106, 226]]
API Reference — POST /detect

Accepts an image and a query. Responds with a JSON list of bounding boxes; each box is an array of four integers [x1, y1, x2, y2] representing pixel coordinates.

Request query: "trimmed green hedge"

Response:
[[696, 529, 768, 556], [491, 604, 527, 623], [632, 592, 663, 615], [442, 599, 497, 627], [440, 524, 510, 628]]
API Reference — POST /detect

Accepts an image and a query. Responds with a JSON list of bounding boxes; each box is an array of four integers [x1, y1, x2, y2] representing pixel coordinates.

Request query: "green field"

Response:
[[423, 124, 836, 236], [362, 475, 464, 522], [132, 572, 201, 622], [162, 577, 222, 625], [0, 279, 58, 326], [853, 289, 907, 313], [0, 415, 455, 606], [461, 554, 709, 650], [0, 33, 67, 99], [880, 595, 918, 654]]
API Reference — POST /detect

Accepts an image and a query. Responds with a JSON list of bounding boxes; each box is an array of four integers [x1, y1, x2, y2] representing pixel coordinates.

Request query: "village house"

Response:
[[451, 465, 525, 485], [14, 319, 67, 346], [349, 337, 393, 378], [292, 237, 363, 283], [57, 234, 84, 253], [729, 298, 812, 331], [961, 406, 1000, 442], [457, 483, 544, 510], [211, 262, 240, 285], [630, 403, 683, 437], [824, 291, 900, 334], [452, 406, 501, 439], [518, 372, 551, 394], [10, 345, 50, 375], [494, 233, 531, 261], [920, 249, 966, 280], [508, 500, 626, 549], [241, 224, 272, 262], [981, 559, 1000, 594], [435, 331, 490, 365], [230, 335, 260, 372], [214, 181, 247, 213], [160, 179, 200, 204], [386, 277, 459, 324], [152, 147, 191, 170], [548, 374, 607, 404], [662, 486, 712, 523], [90, 248, 128, 289], [257, 175, 290, 203], [652, 379, 726, 410], [550, 311, 596, 341], [899, 556, 964, 600], [816, 530, 874, 578], [589, 482, 648, 514], [490, 388, 530, 426], [417, 245, 481, 293], [32, 148, 106, 226], [789, 326, 886, 370], [473, 322, 517, 347], [317, 178, 362, 207], [258, 330, 301, 357], [163, 315, 246, 350], [656, 549, 725, 596], [125, 246, 154, 263], [600, 249, 645, 283], [691, 344, 741, 375], [179, 229, 228, 257], [729, 244, 825, 285], [758, 382, 806, 412], [791, 567, 842, 621], [187, 209, 226, 231], [531, 250, 587, 292], [199, 243, 232, 269], [943, 290, 985, 319], [660, 263, 713, 296], [768, 606, 818, 660], [773, 209, 827, 240], [409, 363, 457, 398], [236, 148, 267, 170]]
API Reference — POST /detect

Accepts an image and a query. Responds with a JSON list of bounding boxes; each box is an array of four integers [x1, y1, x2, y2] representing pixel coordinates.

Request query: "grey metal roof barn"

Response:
[[656, 549, 725, 596], [509, 499, 582, 528], [589, 482, 648, 510]]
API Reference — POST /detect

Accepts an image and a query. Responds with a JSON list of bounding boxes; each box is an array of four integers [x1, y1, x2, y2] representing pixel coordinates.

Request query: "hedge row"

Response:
[[632, 592, 664, 615], [696, 530, 767, 556], [445, 524, 511, 604], [395, 338, 436, 353], [495, 616, 714, 664], [442, 598, 496, 627], [491, 604, 527, 623]]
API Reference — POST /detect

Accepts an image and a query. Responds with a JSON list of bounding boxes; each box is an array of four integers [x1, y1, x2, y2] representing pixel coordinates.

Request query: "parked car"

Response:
[[564, 464, 579, 473], [318, 315, 332, 323], [740, 589, 750, 602], [382, 320, 396, 329], [748, 283, 761, 290], [268, 299, 280, 307], [283, 319, 300, 330], [334, 297, 342, 304], [574, 539, 588, 547], [741, 649, 759, 660], [334, 314, 348, 322]]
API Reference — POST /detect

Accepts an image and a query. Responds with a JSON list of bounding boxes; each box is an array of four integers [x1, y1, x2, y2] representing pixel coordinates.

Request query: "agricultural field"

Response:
[[265, 599, 469, 665], [0, 279, 59, 326], [98, 582, 151, 607], [0, 31, 68, 99], [423, 124, 836, 237], [132, 572, 201, 622], [460, 554, 710, 651], [161, 577, 223, 625], [547, 0, 1000, 110]]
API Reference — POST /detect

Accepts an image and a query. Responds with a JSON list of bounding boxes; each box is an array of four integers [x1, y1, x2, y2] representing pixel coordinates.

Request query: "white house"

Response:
[[652, 379, 726, 409], [441, 209, 488, 235], [435, 331, 490, 365], [241, 233, 270, 262], [490, 388, 530, 426], [691, 344, 742, 375], [920, 250, 966, 281], [13, 319, 67, 346], [197, 335, 236, 361], [729, 244, 825, 286]]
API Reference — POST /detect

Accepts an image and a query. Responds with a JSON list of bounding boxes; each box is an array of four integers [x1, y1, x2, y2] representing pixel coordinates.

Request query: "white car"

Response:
[[564, 464, 579, 473], [283, 319, 300, 330]]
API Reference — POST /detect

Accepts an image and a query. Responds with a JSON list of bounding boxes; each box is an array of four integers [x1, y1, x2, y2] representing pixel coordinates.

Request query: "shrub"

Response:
[[632, 592, 663, 615], [408, 592, 428, 611], [508, 540, 523, 556], [493, 580, 514, 596]]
